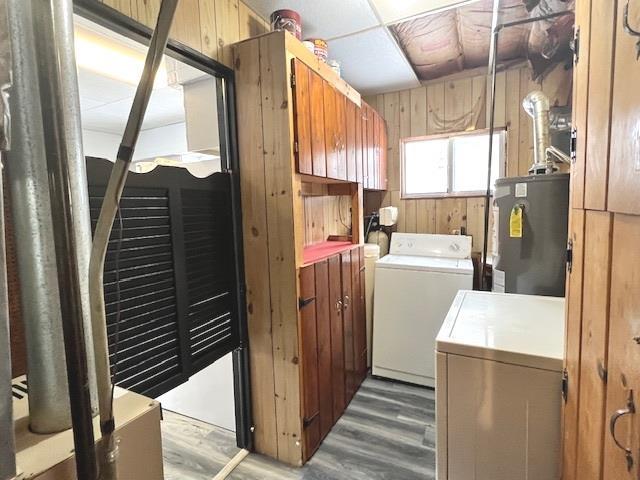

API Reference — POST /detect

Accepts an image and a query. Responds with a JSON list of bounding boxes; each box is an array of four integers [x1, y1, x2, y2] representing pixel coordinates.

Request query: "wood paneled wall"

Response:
[[302, 196, 351, 245], [100, 0, 269, 67], [363, 64, 572, 253]]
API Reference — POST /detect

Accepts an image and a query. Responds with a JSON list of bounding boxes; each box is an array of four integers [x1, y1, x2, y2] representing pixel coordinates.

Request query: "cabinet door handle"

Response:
[[609, 389, 636, 472], [336, 299, 343, 312], [343, 295, 350, 309]]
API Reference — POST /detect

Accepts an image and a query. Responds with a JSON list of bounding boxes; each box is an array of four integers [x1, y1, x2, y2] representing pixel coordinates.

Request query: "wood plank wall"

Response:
[[100, 0, 270, 67], [302, 196, 352, 245], [363, 64, 572, 254]]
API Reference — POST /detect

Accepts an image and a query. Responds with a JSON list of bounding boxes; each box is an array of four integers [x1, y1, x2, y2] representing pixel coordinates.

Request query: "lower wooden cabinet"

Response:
[[298, 246, 367, 460], [562, 212, 640, 479]]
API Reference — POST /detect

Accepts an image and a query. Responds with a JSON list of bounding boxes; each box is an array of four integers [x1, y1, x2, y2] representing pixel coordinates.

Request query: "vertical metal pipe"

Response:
[[0, 159, 16, 480], [0, 0, 16, 476], [46, 0, 99, 411], [30, 0, 98, 477], [5, 0, 72, 434], [481, 28, 500, 291]]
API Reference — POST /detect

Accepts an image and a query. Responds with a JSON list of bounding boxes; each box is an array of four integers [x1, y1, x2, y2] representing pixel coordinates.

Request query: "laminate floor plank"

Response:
[[162, 377, 435, 479]]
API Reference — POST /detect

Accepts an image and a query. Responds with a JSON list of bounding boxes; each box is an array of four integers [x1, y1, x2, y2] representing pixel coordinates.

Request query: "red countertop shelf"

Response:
[[302, 241, 356, 266]]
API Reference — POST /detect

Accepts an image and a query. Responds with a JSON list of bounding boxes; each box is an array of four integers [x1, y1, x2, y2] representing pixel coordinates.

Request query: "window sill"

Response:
[[401, 191, 494, 200]]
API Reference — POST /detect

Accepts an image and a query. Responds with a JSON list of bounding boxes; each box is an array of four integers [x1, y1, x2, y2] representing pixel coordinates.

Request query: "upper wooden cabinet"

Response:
[[292, 60, 388, 190], [608, 0, 640, 215]]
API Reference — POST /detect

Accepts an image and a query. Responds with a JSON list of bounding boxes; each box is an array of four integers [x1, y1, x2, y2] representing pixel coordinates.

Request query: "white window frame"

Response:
[[400, 128, 507, 199]]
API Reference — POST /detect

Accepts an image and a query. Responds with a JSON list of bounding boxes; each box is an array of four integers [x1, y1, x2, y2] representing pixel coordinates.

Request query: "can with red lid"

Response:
[[270, 9, 302, 40]]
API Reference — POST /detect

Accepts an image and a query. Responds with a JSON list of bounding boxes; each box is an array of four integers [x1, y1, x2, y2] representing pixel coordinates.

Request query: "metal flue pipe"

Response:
[[6, 0, 74, 434], [88, 1, 178, 478], [523, 90, 554, 174], [29, 0, 99, 477], [0, 2, 16, 474], [0, 157, 16, 480]]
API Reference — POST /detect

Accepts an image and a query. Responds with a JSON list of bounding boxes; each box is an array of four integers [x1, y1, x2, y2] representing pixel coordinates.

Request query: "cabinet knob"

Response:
[[343, 295, 350, 309], [336, 299, 343, 312]]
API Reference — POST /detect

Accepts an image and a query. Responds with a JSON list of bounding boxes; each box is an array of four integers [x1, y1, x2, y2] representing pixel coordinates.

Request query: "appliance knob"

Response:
[[450, 243, 460, 252]]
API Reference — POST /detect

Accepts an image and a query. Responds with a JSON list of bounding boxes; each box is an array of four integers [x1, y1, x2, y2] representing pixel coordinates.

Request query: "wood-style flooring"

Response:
[[162, 377, 436, 479]]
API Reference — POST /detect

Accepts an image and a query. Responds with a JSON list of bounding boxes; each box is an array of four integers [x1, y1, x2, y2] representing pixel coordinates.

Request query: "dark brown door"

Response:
[[299, 264, 320, 457], [361, 106, 369, 188], [355, 106, 363, 184], [335, 93, 347, 181], [314, 259, 333, 439], [346, 100, 357, 183], [379, 116, 388, 191], [328, 254, 345, 419], [323, 82, 339, 180], [292, 60, 312, 175], [341, 250, 355, 402], [309, 69, 327, 177], [352, 246, 367, 385], [373, 112, 380, 190], [367, 105, 375, 189]]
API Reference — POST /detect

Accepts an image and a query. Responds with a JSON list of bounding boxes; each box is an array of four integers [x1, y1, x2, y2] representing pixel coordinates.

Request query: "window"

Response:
[[401, 130, 505, 198]]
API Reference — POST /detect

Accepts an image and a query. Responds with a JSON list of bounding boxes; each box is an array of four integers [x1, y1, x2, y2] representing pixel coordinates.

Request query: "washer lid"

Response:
[[436, 290, 565, 371], [375, 254, 474, 275]]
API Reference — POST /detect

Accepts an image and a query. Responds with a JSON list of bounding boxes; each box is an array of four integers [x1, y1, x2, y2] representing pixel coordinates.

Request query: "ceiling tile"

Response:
[[370, 0, 481, 24], [327, 27, 420, 96], [241, 0, 379, 39]]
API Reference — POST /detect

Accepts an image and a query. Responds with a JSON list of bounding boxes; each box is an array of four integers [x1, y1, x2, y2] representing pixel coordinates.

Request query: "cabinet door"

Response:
[[341, 250, 355, 402], [366, 105, 375, 189], [346, 100, 357, 183], [608, 1, 640, 214], [562, 209, 585, 480], [379, 117, 388, 191], [309, 70, 327, 177], [373, 112, 381, 190], [584, 0, 616, 211], [603, 214, 640, 480], [314, 260, 333, 439], [299, 264, 321, 456], [292, 60, 313, 175], [361, 106, 369, 187], [323, 82, 339, 180], [355, 106, 363, 184], [570, 0, 591, 209], [328, 254, 345, 420], [575, 211, 613, 479], [352, 246, 367, 385], [335, 93, 348, 181]]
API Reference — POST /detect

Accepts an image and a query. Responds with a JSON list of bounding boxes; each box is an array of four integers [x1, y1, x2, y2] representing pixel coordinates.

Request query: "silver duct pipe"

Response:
[[0, 2, 16, 474], [0, 158, 16, 480], [5, 0, 96, 434], [522, 90, 555, 175]]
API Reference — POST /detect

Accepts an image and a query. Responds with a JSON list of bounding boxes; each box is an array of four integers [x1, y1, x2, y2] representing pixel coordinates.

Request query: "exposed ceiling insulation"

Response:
[[392, 0, 574, 81]]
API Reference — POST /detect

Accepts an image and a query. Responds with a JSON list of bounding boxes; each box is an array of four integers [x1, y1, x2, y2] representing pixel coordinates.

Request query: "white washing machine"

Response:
[[372, 233, 473, 387], [436, 291, 565, 480]]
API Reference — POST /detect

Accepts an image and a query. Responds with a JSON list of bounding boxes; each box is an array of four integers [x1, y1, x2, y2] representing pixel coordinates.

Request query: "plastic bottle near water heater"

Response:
[[367, 230, 389, 257]]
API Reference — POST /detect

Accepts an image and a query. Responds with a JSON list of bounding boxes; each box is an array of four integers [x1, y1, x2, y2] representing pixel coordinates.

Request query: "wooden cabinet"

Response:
[[235, 31, 368, 467], [298, 246, 367, 460], [293, 60, 313, 176], [603, 215, 640, 479], [608, 0, 640, 215], [563, 2, 640, 477], [291, 59, 387, 189]]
